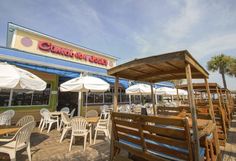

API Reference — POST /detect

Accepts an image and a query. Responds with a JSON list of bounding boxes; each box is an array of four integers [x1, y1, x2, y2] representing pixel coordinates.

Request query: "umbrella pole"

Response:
[[85, 92, 88, 117], [78, 92, 82, 116], [8, 89, 13, 107], [129, 94, 131, 106]]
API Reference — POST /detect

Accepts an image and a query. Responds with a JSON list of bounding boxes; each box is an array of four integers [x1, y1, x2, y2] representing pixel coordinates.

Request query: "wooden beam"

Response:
[[114, 76, 119, 112], [134, 69, 184, 80], [166, 61, 181, 70], [128, 68, 149, 74], [204, 78, 215, 122], [150, 84, 156, 115], [185, 64, 200, 161], [185, 54, 209, 78]]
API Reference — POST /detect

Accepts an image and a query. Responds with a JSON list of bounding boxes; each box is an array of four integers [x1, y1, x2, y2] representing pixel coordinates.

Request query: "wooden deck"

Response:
[[222, 113, 236, 161]]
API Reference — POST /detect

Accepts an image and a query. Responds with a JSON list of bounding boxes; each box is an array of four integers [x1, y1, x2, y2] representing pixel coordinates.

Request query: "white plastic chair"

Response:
[[0, 110, 15, 125], [16, 115, 35, 127], [40, 111, 59, 133], [0, 121, 36, 161], [94, 113, 110, 144], [38, 108, 49, 129], [60, 107, 70, 114], [69, 108, 76, 118], [69, 117, 90, 151], [60, 113, 72, 143], [0, 113, 11, 126], [86, 110, 98, 118]]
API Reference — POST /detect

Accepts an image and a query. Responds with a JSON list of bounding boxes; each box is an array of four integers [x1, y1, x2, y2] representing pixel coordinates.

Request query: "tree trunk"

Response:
[[221, 72, 227, 89]]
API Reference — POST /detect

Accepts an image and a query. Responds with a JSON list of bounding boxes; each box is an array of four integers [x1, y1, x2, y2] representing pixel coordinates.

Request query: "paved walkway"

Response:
[[0, 128, 110, 161], [222, 114, 236, 161]]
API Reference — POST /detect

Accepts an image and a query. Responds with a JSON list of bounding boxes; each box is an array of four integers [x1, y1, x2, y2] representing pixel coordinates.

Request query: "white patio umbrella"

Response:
[[0, 62, 46, 91], [178, 89, 188, 96], [126, 83, 155, 105], [60, 75, 110, 116], [0, 62, 47, 106], [155, 87, 177, 95], [126, 83, 154, 95]]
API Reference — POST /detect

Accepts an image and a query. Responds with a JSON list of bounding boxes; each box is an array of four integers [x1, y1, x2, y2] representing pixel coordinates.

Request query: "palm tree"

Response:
[[229, 59, 236, 77], [207, 54, 234, 89]]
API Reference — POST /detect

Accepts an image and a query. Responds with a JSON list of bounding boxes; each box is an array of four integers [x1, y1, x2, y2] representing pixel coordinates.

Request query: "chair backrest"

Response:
[[61, 112, 71, 125], [97, 113, 110, 128], [40, 108, 49, 116], [86, 110, 98, 118], [61, 107, 70, 114], [16, 115, 35, 127], [0, 113, 11, 125], [3, 109, 15, 117], [69, 108, 76, 118], [0, 110, 15, 125], [111, 112, 193, 161], [71, 117, 88, 134], [42, 111, 51, 121], [100, 111, 110, 119], [15, 121, 36, 149]]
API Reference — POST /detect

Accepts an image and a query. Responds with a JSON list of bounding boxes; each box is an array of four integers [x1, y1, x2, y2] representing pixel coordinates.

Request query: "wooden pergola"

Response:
[[177, 83, 218, 122], [108, 50, 210, 161]]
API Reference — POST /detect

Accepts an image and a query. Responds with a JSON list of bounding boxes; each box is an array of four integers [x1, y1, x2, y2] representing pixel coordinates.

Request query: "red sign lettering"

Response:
[[38, 41, 108, 66]]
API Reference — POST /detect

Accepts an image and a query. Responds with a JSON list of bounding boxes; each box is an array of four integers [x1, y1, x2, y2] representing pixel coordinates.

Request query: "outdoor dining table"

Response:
[[85, 117, 99, 123], [0, 126, 20, 135], [50, 111, 63, 131], [85, 117, 100, 143]]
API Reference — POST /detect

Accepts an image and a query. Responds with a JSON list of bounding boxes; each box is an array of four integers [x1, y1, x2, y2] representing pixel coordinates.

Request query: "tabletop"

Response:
[[85, 117, 99, 123], [50, 111, 63, 115], [0, 126, 20, 135]]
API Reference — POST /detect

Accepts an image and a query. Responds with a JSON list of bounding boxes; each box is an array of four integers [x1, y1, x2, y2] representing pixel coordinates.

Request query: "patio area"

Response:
[[0, 128, 111, 161]]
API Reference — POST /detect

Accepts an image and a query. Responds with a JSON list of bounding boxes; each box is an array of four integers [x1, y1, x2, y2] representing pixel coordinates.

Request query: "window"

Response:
[[83, 87, 129, 105], [32, 84, 51, 105], [0, 84, 51, 107], [0, 89, 10, 106]]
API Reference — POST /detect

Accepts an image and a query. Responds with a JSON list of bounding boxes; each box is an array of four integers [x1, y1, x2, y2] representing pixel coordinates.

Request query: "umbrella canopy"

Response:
[[155, 87, 177, 95], [126, 83, 154, 95], [60, 75, 110, 92], [178, 89, 188, 96], [0, 62, 46, 91]]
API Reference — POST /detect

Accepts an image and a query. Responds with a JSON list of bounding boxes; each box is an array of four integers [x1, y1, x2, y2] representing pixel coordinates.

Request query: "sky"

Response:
[[0, 0, 236, 89]]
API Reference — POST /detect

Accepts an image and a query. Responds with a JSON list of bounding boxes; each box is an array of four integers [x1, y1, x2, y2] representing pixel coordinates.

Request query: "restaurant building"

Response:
[[0, 23, 172, 122]]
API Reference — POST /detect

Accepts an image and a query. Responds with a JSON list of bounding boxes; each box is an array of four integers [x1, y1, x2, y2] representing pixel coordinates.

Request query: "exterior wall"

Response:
[[0, 69, 58, 124]]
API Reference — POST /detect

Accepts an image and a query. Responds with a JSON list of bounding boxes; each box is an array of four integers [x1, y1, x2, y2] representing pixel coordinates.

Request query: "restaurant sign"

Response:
[[38, 41, 108, 66], [10, 29, 116, 69]]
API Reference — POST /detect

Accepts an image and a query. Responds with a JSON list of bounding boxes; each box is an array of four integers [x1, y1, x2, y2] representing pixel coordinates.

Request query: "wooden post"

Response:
[[185, 64, 200, 161], [204, 78, 215, 122], [176, 88, 180, 105], [150, 84, 156, 115], [216, 87, 227, 138], [114, 76, 119, 112]]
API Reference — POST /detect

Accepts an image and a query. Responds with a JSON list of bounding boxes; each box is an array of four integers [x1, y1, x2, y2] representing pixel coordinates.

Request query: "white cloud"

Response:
[[189, 33, 236, 59], [164, 0, 201, 39]]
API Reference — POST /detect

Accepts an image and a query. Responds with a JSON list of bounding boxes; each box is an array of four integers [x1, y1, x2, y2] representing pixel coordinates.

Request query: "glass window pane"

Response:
[[32, 84, 51, 105], [11, 90, 33, 106], [104, 92, 112, 103], [94, 93, 103, 103], [0, 89, 10, 106]]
